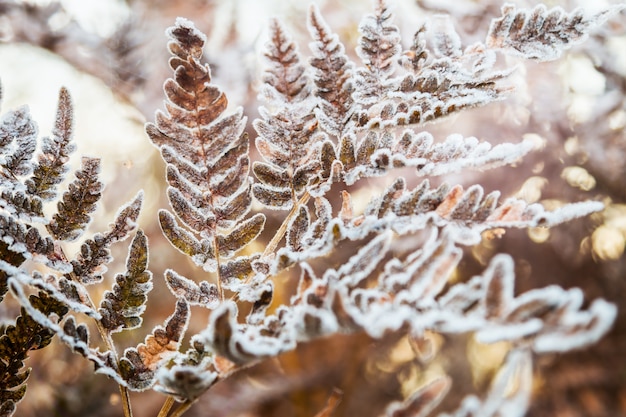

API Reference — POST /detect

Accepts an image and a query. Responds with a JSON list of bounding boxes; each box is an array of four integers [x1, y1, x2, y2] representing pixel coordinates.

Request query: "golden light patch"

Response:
[[592, 225, 625, 261], [561, 166, 596, 191]]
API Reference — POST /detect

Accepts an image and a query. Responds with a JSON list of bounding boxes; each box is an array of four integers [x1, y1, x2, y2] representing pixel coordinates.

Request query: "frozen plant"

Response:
[[0, 1, 623, 417]]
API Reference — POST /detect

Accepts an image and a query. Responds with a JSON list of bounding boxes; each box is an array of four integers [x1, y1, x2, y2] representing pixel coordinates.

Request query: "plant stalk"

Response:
[[157, 396, 176, 417]]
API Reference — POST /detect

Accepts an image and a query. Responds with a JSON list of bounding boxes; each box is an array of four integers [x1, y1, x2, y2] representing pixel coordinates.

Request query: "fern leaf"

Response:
[[46, 157, 102, 242], [253, 19, 323, 209], [195, 301, 292, 364], [0, 190, 43, 222], [153, 359, 218, 402], [0, 400, 16, 417], [147, 18, 262, 277], [261, 18, 311, 104], [164, 269, 219, 308], [119, 299, 190, 391], [430, 15, 462, 58], [0, 106, 37, 186], [99, 230, 153, 333], [158, 209, 215, 269], [70, 191, 142, 284], [353, 0, 401, 106], [400, 23, 428, 72], [487, 4, 625, 62], [219, 255, 258, 291], [0, 214, 57, 268], [307, 4, 354, 138], [0, 291, 68, 408], [25, 87, 75, 201], [482, 255, 515, 320], [103, 190, 143, 242], [60, 318, 92, 355], [2, 264, 97, 318], [217, 213, 265, 258], [287, 205, 310, 253]]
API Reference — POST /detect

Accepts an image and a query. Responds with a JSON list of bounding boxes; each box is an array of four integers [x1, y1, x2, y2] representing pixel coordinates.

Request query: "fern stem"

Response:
[[170, 399, 196, 417], [263, 191, 310, 257], [213, 235, 224, 300], [119, 384, 134, 417], [157, 396, 176, 417]]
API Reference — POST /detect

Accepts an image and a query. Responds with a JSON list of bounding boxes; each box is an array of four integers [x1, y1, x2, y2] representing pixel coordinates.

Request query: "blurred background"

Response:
[[0, 0, 625, 416]]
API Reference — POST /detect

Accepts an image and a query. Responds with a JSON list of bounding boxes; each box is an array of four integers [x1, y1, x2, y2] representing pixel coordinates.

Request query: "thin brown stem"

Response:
[[213, 234, 224, 300], [157, 396, 176, 417], [263, 190, 311, 258], [170, 399, 196, 417]]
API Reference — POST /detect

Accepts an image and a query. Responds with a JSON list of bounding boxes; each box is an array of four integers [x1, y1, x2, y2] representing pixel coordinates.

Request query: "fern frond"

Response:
[[0, 106, 37, 187], [253, 19, 321, 210], [70, 191, 142, 284], [119, 299, 190, 391], [194, 300, 294, 365], [0, 214, 57, 268], [2, 264, 97, 319], [353, 0, 401, 106], [147, 18, 262, 283], [25, 87, 75, 201], [0, 190, 43, 222], [0, 401, 15, 417], [308, 4, 354, 138], [0, 291, 68, 409], [164, 269, 218, 308], [6, 277, 124, 384], [487, 3, 626, 61], [46, 157, 102, 242], [261, 18, 310, 104], [153, 357, 218, 402], [99, 230, 153, 333]]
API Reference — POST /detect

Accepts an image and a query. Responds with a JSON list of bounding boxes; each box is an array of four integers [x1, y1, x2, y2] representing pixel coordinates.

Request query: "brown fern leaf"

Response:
[[353, 0, 401, 106], [253, 19, 322, 210], [400, 23, 429, 72], [0, 214, 57, 269], [308, 4, 354, 138], [46, 157, 102, 242], [359, 28, 512, 130], [164, 269, 219, 309], [25, 87, 75, 201], [0, 291, 68, 410], [339, 130, 535, 186], [69, 191, 142, 284], [0, 103, 43, 221], [487, 3, 626, 61], [0, 106, 37, 187], [147, 18, 262, 278], [119, 299, 190, 391], [99, 230, 153, 333], [0, 190, 43, 222]]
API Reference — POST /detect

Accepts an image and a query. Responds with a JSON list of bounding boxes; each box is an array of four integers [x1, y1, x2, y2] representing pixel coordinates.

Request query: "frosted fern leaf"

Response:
[[25, 87, 75, 201], [308, 4, 354, 138], [46, 157, 102, 242], [69, 191, 143, 284], [487, 3, 626, 61], [253, 18, 322, 210], [147, 18, 264, 288], [119, 299, 190, 390], [99, 230, 153, 333]]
